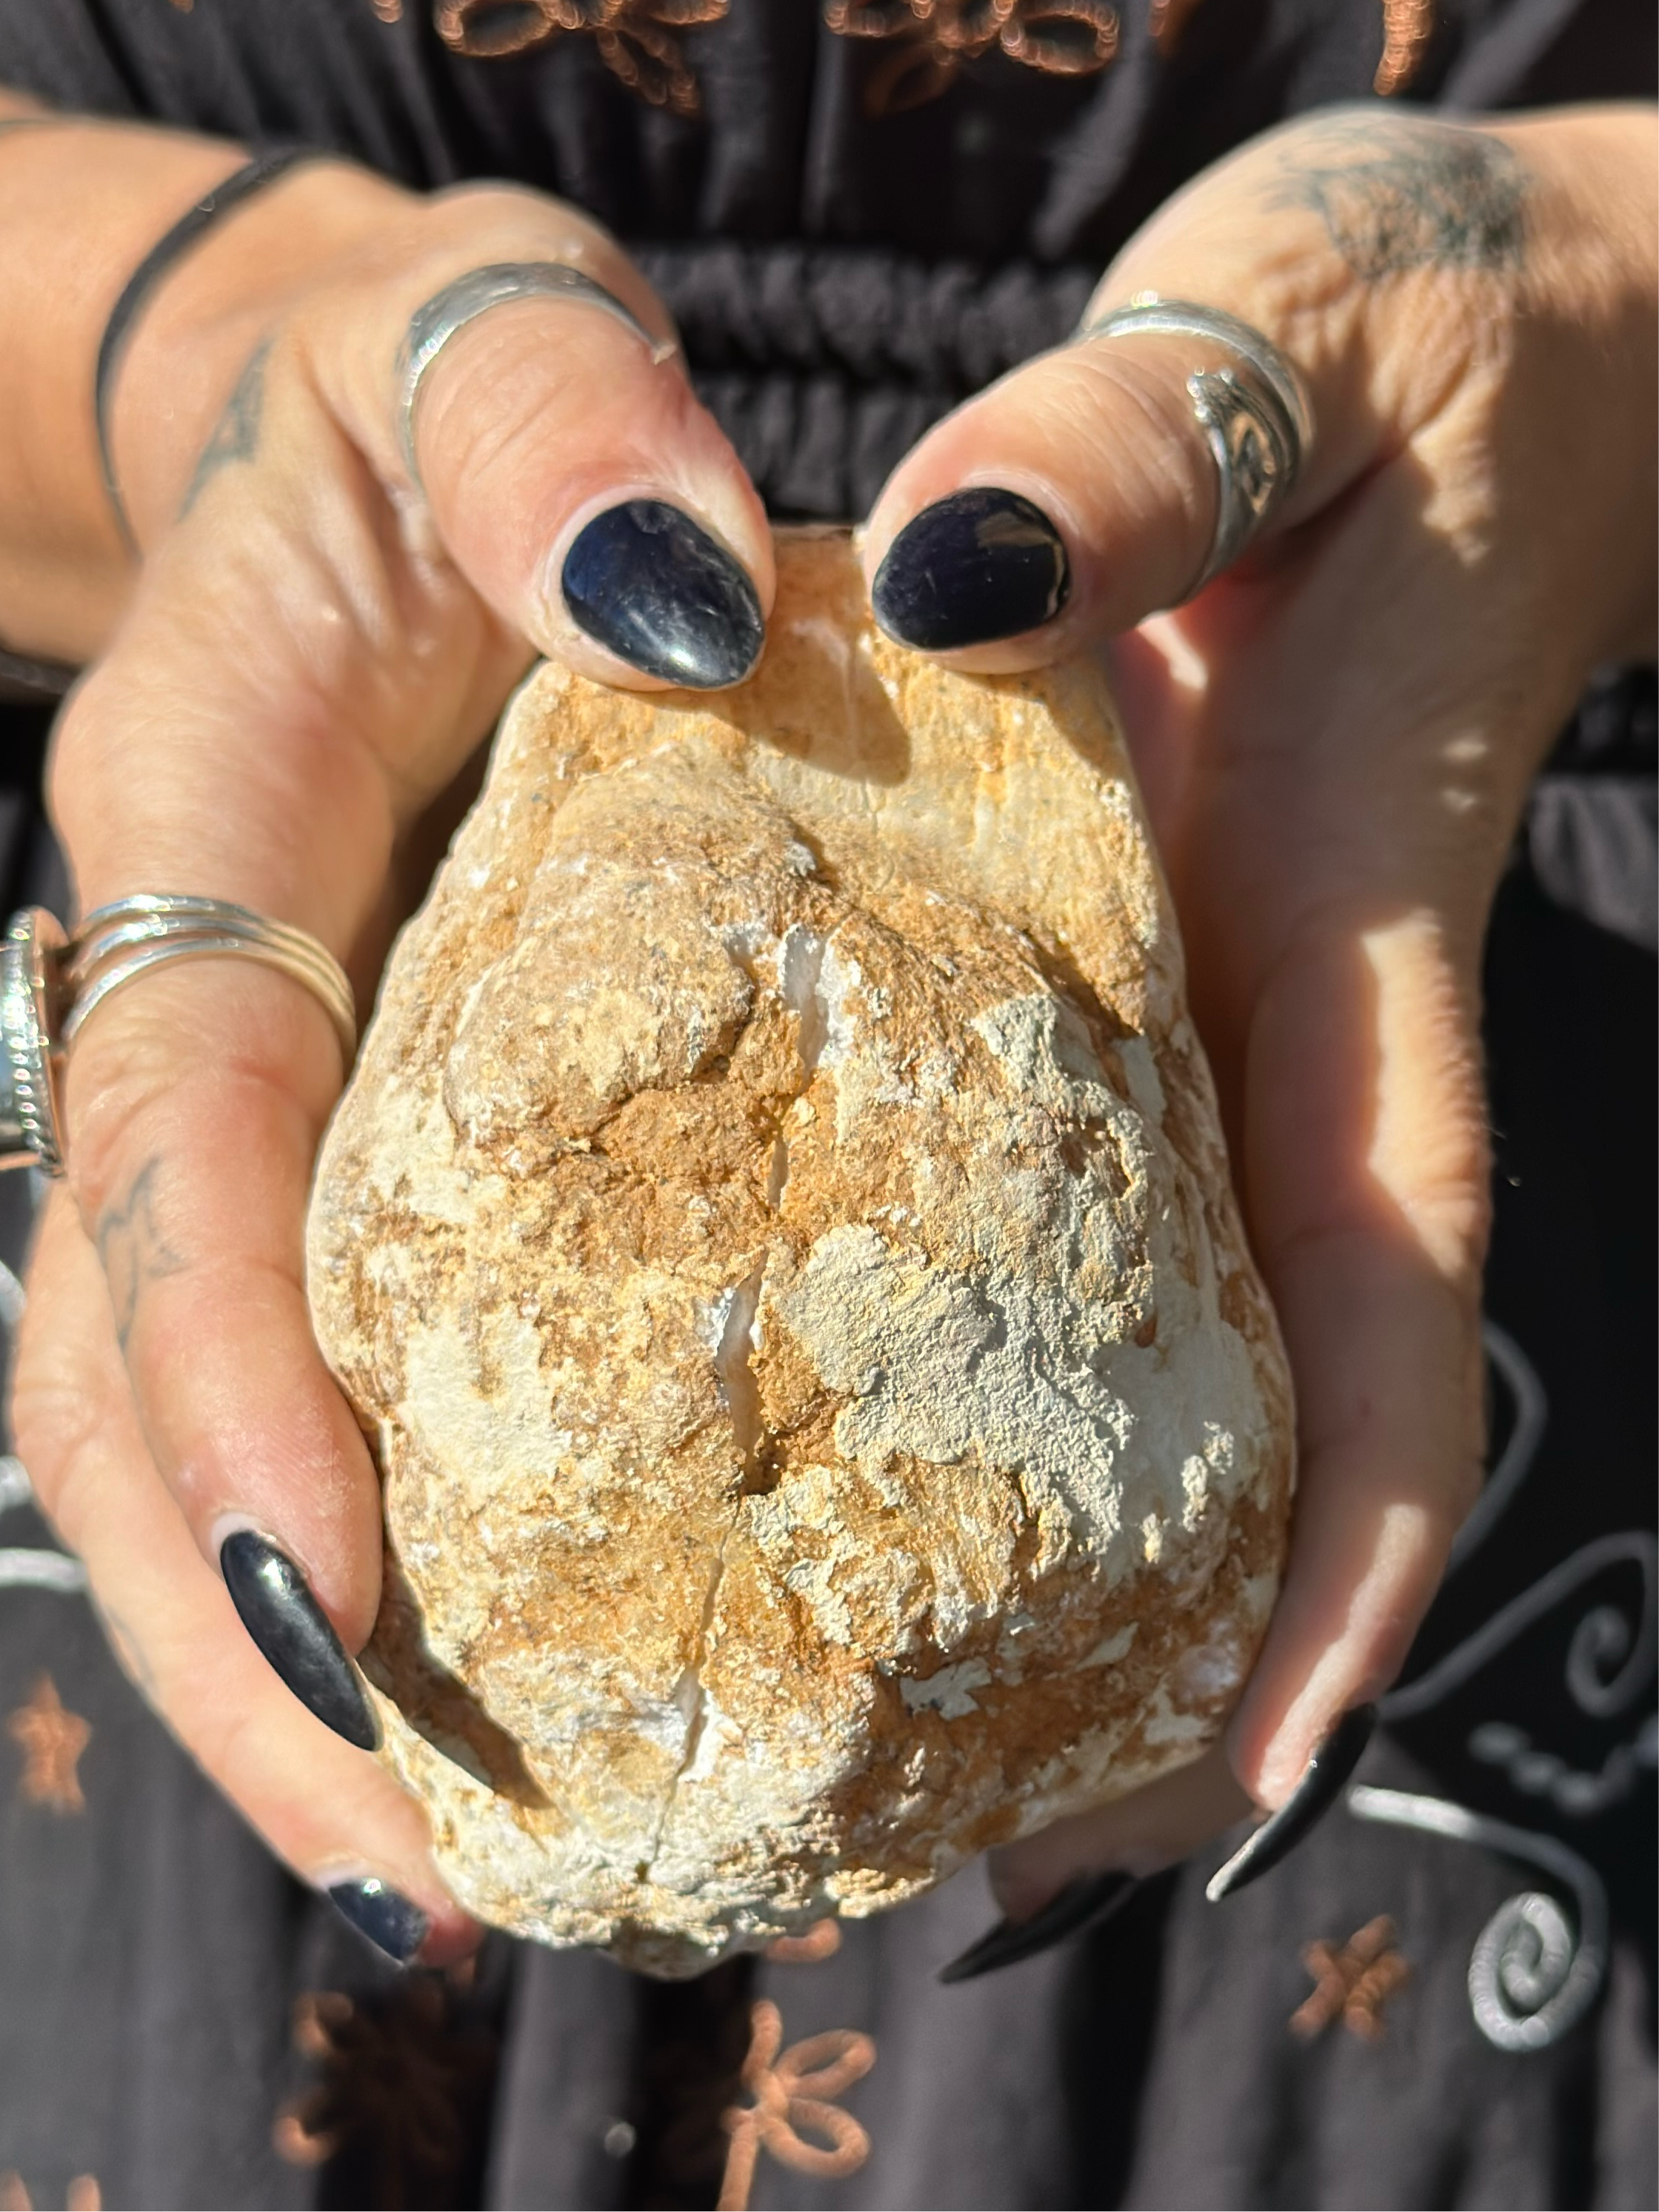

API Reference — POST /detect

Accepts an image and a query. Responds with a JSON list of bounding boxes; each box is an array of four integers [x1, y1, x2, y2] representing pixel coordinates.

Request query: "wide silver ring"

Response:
[[1078, 294, 1314, 596], [0, 896, 356, 1178], [395, 261, 678, 487]]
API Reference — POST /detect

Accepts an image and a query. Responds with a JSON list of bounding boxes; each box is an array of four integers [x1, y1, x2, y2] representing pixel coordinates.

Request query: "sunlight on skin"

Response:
[[1361, 909, 1489, 1283]]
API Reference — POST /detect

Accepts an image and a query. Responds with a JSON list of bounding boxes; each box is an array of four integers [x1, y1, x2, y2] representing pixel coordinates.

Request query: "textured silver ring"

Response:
[[0, 896, 356, 1178], [395, 261, 678, 487], [1078, 294, 1314, 596]]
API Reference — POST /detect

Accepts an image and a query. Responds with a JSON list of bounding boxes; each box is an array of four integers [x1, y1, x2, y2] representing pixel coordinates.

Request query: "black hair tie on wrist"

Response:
[[94, 146, 313, 554]]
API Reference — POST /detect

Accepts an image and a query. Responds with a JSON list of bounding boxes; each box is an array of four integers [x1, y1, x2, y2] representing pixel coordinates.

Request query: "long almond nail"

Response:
[[938, 1871, 1138, 1983], [1206, 1704, 1378, 1902], [219, 1529, 379, 1751]]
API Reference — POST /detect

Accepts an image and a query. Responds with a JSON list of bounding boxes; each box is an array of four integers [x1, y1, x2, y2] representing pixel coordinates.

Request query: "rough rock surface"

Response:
[[307, 529, 1295, 1977]]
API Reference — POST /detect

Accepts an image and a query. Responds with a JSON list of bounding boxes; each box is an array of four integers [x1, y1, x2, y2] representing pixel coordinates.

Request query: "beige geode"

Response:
[[306, 528, 1294, 1977]]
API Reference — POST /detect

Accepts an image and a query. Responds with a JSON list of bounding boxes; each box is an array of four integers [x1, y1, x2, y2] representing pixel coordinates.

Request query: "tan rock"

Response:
[[306, 527, 1294, 1977]]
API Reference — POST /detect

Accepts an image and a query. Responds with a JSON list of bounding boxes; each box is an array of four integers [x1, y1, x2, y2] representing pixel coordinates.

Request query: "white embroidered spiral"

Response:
[[1468, 1888, 1602, 2053]]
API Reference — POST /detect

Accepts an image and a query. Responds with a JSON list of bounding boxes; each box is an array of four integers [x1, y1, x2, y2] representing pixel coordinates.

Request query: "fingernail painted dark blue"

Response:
[[328, 1878, 430, 1965], [219, 1530, 379, 1752], [938, 1871, 1138, 1983], [561, 498, 764, 687], [872, 487, 1069, 651]]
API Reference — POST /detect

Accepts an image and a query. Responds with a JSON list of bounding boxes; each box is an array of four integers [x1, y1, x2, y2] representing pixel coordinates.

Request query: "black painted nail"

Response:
[[327, 1877, 430, 1965], [219, 1530, 380, 1752], [561, 498, 764, 687], [938, 1871, 1138, 1984], [1205, 1704, 1378, 1902], [872, 487, 1070, 651]]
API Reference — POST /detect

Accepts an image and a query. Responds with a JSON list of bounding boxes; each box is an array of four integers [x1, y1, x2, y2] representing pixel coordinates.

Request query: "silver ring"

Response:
[[1, 910, 67, 1175], [395, 261, 678, 487], [1079, 294, 1314, 596], [0, 896, 356, 1178]]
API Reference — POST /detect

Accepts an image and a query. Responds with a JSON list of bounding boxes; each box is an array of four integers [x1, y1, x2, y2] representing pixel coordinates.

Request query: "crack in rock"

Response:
[[648, 915, 841, 1878]]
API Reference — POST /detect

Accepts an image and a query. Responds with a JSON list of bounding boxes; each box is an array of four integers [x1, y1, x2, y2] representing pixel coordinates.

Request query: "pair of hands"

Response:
[[12, 101, 1655, 1960]]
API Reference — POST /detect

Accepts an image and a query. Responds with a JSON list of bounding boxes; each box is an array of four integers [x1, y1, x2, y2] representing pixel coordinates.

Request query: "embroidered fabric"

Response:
[[1355, 1320, 1657, 2054], [393, 0, 1437, 112], [434, 0, 730, 113], [824, 0, 1121, 114], [632, 242, 1095, 513]]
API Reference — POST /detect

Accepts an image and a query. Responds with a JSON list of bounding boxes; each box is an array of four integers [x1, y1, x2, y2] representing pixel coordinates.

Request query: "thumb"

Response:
[[861, 110, 1524, 666], [309, 188, 772, 689]]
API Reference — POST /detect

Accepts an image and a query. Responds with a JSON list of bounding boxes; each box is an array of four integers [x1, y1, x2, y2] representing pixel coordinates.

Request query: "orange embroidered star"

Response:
[[1291, 1915, 1411, 2042], [7, 1674, 91, 1816]]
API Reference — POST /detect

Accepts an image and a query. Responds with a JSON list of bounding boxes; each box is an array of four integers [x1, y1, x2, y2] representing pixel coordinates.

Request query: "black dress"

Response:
[[0, 6, 1652, 2205]]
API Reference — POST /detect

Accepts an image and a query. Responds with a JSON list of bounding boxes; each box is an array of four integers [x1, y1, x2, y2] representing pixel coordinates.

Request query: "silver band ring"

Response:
[[1078, 294, 1314, 596], [395, 261, 678, 487], [0, 896, 356, 1178]]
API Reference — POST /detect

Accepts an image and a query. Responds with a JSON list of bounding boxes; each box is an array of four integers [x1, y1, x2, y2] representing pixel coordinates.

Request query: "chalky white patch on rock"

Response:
[[307, 530, 1295, 1976]]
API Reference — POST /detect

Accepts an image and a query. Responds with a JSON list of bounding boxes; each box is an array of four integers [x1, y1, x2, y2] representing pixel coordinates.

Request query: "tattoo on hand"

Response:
[[179, 338, 271, 518], [1272, 117, 1526, 281], [96, 1157, 185, 1352]]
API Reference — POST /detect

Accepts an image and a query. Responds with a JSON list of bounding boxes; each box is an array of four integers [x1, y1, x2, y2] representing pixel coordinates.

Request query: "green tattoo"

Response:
[[1272, 116, 1527, 281], [96, 1156, 186, 1352], [179, 338, 271, 518]]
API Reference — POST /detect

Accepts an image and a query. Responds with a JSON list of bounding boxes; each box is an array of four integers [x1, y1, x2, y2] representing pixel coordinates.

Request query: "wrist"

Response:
[[0, 113, 407, 665], [0, 117, 236, 658], [110, 160, 408, 545]]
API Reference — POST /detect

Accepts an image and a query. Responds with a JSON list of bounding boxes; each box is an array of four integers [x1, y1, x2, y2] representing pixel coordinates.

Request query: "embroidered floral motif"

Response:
[[1290, 1916, 1411, 2041], [273, 1980, 499, 2199], [1375, 0, 1435, 96], [717, 1998, 877, 2211], [433, 0, 729, 113], [825, 0, 1119, 113], [370, 0, 1431, 116], [6, 1674, 90, 1815]]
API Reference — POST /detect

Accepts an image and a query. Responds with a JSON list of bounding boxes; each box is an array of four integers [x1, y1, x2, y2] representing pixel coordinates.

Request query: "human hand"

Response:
[[10, 161, 771, 1958], [862, 101, 1657, 1956]]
